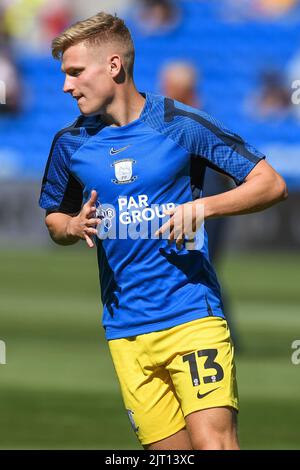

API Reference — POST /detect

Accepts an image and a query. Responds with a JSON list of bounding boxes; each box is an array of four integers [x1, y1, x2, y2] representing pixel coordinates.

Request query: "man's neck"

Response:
[[101, 82, 146, 127]]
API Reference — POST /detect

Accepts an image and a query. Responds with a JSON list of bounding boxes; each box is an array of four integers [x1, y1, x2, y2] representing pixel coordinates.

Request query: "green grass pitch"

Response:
[[0, 247, 299, 449]]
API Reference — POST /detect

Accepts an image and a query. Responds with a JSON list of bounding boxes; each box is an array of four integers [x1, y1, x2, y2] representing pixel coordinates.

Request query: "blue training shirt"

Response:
[[39, 92, 265, 340]]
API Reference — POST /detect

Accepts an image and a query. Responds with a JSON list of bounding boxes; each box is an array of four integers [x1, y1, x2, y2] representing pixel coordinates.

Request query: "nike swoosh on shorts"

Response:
[[197, 387, 220, 399]]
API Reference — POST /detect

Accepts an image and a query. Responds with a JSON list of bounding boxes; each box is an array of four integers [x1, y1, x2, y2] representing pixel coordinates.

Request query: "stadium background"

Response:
[[0, 0, 299, 449]]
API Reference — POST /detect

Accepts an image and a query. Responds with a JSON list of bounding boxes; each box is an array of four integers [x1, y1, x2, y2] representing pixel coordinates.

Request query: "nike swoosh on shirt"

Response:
[[197, 387, 220, 399], [109, 145, 131, 155]]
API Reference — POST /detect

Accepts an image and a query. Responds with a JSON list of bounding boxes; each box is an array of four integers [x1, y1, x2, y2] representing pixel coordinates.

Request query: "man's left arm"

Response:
[[156, 160, 287, 246], [198, 159, 288, 219], [155, 108, 288, 245]]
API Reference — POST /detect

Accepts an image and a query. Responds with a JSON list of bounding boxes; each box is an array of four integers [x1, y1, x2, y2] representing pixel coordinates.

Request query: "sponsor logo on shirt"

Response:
[[95, 194, 204, 250], [95, 202, 116, 231]]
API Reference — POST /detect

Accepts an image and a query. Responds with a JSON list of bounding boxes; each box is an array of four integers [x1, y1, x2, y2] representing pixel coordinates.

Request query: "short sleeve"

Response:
[[163, 98, 266, 186], [39, 132, 83, 214], [191, 121, 266, 185]]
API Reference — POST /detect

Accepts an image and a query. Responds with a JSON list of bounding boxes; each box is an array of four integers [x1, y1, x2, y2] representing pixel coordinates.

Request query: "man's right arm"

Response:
[[45, 190, 101, 248], [45, 212, 81, 246]]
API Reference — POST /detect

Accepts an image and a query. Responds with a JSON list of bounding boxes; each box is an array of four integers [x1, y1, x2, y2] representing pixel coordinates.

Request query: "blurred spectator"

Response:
[[0, 5, 22, 114], [0, 2, 11, 46], [246, 70, 292, 121], [221, 0, 300, 21], [1, 0, 74, 51], [0, 48, 21, 114], [126, 0, 182, 36], [1, 0, 44, 46], [258, 0, 298, 18], [38, 0, 74, 47], [160, 61, 201, 109], [158, 60, 240, 350]]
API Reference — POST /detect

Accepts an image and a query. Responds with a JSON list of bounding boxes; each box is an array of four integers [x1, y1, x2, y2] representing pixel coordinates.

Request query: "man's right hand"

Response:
[[67, 190, 101, 248]]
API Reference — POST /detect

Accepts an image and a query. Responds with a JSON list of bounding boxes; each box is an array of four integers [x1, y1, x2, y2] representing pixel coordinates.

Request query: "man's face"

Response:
[[62, 42, 114, 115]]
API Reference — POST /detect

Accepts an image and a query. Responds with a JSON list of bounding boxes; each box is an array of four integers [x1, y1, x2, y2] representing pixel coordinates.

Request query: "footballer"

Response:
[[39, 12, 287, 450]]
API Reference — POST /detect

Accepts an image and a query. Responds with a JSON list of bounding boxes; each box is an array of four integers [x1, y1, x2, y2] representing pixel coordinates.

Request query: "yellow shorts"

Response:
[[108, 316, 238, 446]]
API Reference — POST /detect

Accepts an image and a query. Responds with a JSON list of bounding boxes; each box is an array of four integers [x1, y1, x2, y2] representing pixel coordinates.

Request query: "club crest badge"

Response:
[[111, 159, 137, 184]]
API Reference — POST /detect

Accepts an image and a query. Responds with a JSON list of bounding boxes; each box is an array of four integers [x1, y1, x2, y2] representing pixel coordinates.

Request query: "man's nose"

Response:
[[63, 76, 74, 94]]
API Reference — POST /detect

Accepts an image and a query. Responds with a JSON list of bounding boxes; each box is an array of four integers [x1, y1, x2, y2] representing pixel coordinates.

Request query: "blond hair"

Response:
[[52, 12, 135, 76]]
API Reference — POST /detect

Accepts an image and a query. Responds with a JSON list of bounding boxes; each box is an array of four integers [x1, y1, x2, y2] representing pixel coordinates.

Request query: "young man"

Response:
[[39, 12, 287, 450]]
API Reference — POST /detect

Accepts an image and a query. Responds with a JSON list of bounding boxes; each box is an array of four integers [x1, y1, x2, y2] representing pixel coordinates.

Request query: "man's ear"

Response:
[[108, 54, 122, 78]]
